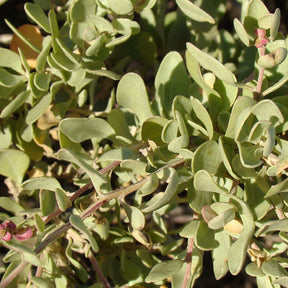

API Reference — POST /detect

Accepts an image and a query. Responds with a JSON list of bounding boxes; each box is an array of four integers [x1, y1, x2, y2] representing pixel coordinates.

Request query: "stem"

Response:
[[255, 46, 266, 97], [43, 161, 121, 224], [182, 238, 194, 288], [0, 158, 186, 287], [89, 250, 111, 288]]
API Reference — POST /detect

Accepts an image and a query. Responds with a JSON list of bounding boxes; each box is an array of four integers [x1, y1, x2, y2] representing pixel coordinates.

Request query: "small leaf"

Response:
[[116, 73, 154, 124], [8, 23, 42, 69], [0, 197, 24, 215], [270, 8, 281, 40], [0, 149, 29, 184], [55, 188, 72, 212], [60, 118, 115, 143], [258, 47, 287, 68], [34, 72, 50, 91], [186, 42, 236, 86], [26, 93, 52, 125], [24, 3, 51, 33], [233, 18, 250, 47], [176, 0, 215, 24], [123, 204, 145, 230], [212, 231, 231, 279], [0, 69, 25, 87], [97, 148, 137, 162], [154, 51, 191, 117], [1, 90, 30, 119], [70, 215, 99, 252], [261, 260, 288, 277], [138, 173, 159, 197], [195, 221, 218, 250], [106, 0, 133, 15], [0, 47, 25, 74], [56, 149, 107, 192], [142, 168, 179, 213], [141, 117, 168, 146], [34, 214, 45, 232], [66, 238, 89, 282], [40, 190, 56, 216], [36, 36, 52, 72], [22, 176, 62, 191], [145, 259, 183, 283], [192, 140, 224, 175]]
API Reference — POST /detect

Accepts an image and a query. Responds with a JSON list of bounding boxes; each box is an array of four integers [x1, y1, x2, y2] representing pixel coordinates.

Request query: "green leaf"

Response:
[[55, 188, 72, 211], [0, 48, 25, 74], [22, 176, 62, 191], [0, 91, 30, 119], [142, 168, 179, 213], [265, 178, 288, 198], [237, 142, 263, 168], [107, 0, 133, 15], [108, 109, 135, 142], [233, 18, 250, 47], [261, 260, 288, 277], [65, 238, 88, 282], [212, 230, 231, 279], [40, 190, 56, 216], [0, 149, 29, 184], [225, 96, 256, 138], [5, 19, 41, 53], [59, 118, 115, 143], [0, 69, 25, 87], [273, 277, 288, 287], [31, 277, 54, 288], [270, 8, 281, 40], [154, 52, 191, 117], [186, 42, 236, 86], [195, 220, 218, 250], [97, 148, 137, 162], [138, 173, 159, 197], [24, 3, 51, 33], [145, 259, 183, 283], [176, 0, 215, 24], [70, 0, 97, 23], [185, 50, 220, 99], [123, 203, 145, 230], [167, 135, 189, 153], [70, 214, 99, 252], [192, 140, 224, 175], [34, 214, 45, 232], [56, 149, 107, 192], [26, 93, 52, 125], [0, 197, 24, 215], [194, 170, 255, 275], [141, 117, 168, 146], [36, 36, 52, 72], [116, 72, 154, 124], [34, 73, 50, 91]]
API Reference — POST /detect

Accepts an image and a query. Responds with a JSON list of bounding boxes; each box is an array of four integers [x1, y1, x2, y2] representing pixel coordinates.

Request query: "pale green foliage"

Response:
[[1, 0, 288, 287]]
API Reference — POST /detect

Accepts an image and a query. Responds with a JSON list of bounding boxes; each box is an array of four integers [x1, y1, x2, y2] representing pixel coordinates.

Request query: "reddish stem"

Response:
[[182, 238, 194, 288]]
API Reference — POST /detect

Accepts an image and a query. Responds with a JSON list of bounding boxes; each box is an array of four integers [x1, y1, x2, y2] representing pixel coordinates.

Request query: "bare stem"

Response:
[[255, 46, 266, 97], [89, 250, 111, 288], [182, 238, 194, 288]]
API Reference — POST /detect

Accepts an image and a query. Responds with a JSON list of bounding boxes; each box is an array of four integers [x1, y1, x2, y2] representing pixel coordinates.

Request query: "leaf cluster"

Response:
[[1, 0, 288, 287]]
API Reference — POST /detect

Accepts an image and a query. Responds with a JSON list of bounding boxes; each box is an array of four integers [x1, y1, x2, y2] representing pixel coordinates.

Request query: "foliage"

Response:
[[0, 0, 288, 287]]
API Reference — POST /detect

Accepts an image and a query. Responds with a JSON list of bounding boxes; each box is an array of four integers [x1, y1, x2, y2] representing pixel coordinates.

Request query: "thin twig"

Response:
[[182, 238, 194, 288], [89, 250, 111, 288]]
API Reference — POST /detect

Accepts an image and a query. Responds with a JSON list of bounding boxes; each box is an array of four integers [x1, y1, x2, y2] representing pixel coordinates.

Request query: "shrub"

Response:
[[0, 0, 288, 287]]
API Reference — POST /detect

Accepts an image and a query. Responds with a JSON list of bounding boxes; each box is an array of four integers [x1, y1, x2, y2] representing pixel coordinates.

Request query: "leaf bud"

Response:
[[258, 47, 287, 68]]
